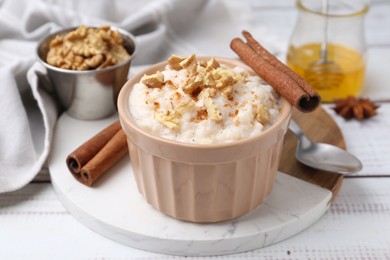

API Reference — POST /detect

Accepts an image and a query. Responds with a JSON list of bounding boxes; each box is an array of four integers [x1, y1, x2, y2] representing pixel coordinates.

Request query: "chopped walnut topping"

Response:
[[198, 88, 211, 100], [153, 99, 196, 130], [208, 87, 217, 98], [165, 79, 178, 90], [179, 54, 197, 73], [175, 99, 195, 115], [204, 72, 216, 88], [255, 104, 270, 125], [141, 72, 164, 88], [155, 110, 180, 130], [146, 54, 256, 129], [196, 88, 221, 121], [132, 53, 282, 143], [205, 97, 222, 121], [164, 54, 246, 101], [198, 60, 207, 68], [182, 74, 204, 95], [216, 75, 234, 89], [168, 55, 185, 70], [221, 85, 234, 98], [206, 57, 220, 71]]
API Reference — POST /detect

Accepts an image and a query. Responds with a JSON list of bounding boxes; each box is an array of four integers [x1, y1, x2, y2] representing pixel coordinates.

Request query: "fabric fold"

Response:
[[0, 0, 208, 193]]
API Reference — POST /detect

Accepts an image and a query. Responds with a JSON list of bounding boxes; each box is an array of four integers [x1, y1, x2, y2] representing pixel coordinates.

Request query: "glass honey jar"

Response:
[[287, 0, 369, 102]]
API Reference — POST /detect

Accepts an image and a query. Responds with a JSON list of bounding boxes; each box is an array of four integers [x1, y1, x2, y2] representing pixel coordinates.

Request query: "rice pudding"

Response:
[[129, 54, 281, 144]]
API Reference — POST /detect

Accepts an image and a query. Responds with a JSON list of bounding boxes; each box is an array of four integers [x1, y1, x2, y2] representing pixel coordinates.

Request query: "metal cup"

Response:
[[36, 26, 136, 120]]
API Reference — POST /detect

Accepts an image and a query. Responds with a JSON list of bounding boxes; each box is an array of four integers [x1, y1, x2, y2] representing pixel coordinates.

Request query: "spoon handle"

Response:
[[289, 120, 304, 137], [289, 120, 312, 146]]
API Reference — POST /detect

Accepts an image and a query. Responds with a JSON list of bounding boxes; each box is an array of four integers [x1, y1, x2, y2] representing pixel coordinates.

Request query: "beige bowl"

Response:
[[117, 57, 291, 223]]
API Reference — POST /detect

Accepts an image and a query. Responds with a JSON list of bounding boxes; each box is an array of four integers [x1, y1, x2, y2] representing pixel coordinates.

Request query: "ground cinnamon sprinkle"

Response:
[[173, 92, 182, 100], [153, 102, 160, 111], [192, 109, 208, 122], [229, 110, 239, 118]]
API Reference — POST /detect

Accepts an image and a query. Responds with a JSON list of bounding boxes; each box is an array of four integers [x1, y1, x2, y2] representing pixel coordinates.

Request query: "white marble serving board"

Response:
[[48, 113, 332, 256]]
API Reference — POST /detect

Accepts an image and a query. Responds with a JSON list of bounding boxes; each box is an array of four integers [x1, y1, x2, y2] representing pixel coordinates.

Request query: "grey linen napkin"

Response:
[[0, 0, 207, 193]]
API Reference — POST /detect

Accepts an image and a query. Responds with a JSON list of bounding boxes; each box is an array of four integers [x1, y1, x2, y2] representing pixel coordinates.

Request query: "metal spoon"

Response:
[[289, 120, 362, 174]]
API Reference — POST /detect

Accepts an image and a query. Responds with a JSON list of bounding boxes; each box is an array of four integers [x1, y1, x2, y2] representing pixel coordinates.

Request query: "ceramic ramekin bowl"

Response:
[[37, 26, 136, 120], [117, 57, 291, 223]]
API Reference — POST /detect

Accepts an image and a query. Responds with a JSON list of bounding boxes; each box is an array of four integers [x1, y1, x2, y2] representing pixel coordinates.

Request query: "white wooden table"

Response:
[[1, 0, 390, 258]]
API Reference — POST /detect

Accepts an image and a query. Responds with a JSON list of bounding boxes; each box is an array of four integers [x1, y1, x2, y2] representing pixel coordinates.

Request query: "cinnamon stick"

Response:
[[80, 129, 128, 186], [66, 120, 128, 186], [230, 31, 320, 112]]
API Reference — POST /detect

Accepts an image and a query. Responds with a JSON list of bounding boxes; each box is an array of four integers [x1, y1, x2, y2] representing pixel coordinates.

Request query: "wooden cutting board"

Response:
[[280, 106, 344, 202]]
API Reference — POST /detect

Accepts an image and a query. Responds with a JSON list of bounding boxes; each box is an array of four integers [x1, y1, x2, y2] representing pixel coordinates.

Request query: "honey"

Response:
[[287, 43, 366, 102]]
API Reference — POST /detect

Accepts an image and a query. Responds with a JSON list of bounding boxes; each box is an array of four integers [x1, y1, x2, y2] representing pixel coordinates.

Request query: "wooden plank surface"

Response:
[[280, 106, 344, 200], [1, 178, 389, 259]]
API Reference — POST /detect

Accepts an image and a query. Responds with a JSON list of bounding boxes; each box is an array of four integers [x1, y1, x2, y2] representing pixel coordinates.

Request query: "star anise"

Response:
[[332, 96, 380, 120]]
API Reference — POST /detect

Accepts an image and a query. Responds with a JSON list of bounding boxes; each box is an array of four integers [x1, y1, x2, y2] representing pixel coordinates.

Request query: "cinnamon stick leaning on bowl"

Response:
[[230, 30, 320, 112], [66, 120, 128, 186]]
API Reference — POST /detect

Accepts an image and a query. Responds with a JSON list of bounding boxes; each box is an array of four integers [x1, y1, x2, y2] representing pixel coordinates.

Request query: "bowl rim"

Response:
[[118, 56, 292, 150], [36, 25, 137, 75]]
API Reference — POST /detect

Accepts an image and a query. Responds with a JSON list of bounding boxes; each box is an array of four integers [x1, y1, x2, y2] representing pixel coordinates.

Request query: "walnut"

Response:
[[208, 87, 217, 98], [141, 72, 165, 88], [179, 54, 197, 73], [108, 29, 123, 45], [85, 53, 104, 68], [168, 55, 185, 70], [205, 97, 222, 121], [153, 99, 195, 130], [332, 96, 379, 120], [98, 29, 110, 41], [198, 60, 207, 68], [165, 79, 178, 90], [46, 25, 130, 70], [164, 55, 246, 101], [255, 104, 270, 125], [204, 73, 216, 88], [206, 57, 220, 71], [216, 75, 234, 89], [65, 26, 87, 41], [198, 88, 211, 100], [198, 89, 222, 121], [155, 110, 180, 130], [49, 35, 63, 48], [182, 74, 204, 95], [175, 99, 195, 115], [221, 85, 234, 98], [97, 55, 116, 69]]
